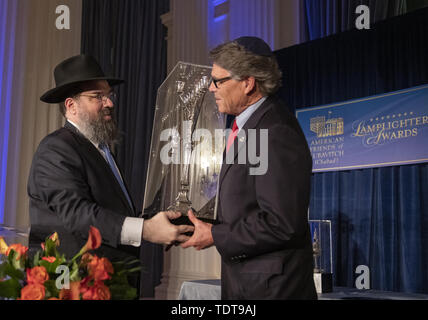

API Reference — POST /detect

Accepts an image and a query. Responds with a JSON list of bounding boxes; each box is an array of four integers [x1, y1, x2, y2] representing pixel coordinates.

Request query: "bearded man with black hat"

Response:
[[28, 55, 194, 281], [181, 37, 317, 300]]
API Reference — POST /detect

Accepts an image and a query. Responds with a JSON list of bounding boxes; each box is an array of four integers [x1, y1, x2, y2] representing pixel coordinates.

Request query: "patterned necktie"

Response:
[[98, 143, 133, 209], [226, 120, 239, 153]]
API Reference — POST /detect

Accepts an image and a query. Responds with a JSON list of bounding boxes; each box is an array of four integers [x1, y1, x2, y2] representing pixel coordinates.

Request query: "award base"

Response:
[[168, 196, 218, 235], [313, 273, 333, 294], [165, 214, 217, 252], [170, 214, 217, 237]]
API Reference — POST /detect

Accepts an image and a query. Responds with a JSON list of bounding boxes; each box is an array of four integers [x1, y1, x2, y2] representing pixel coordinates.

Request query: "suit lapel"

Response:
[[218, 97, 274, 189], [64, 122, 135, 215]]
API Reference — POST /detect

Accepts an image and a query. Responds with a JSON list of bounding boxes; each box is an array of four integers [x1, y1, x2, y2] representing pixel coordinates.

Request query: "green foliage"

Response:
[[44, 279, 60, 299], [0, 258, 24, 281], [0, 278, 21, 299], [105, 258, 141, 300], [44, 237, 58, 258], [8, 250, 25, 270]]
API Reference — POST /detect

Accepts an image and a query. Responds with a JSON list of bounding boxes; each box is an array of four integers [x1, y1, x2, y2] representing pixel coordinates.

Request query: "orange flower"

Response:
[[27, 266, 49, 285], [42, 256, 56, 263], [72, 227, 102, 263], [41, 232, 60, 251], [80, 276, 92, 292], [88, 256, 114, 281], [82, 226, 101, 252], [80, 253, 94, 267], [0, 237, 8, 255], [49, 232, 60, 245], [20, 284, 46, 300], [81, 281, 111, 300], [59, 281, 81, 300], [48, 298, 60, 300], [6, 243, 28, 260]]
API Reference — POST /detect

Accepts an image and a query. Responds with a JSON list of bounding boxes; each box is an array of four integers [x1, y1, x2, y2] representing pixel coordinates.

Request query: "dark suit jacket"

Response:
[[27, 122, 139, 262], [211, 96, 317, 300]]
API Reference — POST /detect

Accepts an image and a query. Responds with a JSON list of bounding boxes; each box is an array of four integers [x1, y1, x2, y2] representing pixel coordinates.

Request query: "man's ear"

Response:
[[243, 76, 257, 95], [64, 97, 77, 116]]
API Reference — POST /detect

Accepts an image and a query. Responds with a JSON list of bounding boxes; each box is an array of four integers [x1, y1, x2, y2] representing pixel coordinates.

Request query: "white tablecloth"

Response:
[[178, 279, 428, 300]]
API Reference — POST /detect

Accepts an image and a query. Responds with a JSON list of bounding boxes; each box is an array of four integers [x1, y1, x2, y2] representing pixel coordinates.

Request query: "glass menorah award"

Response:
[[142, 62, 226, 226]]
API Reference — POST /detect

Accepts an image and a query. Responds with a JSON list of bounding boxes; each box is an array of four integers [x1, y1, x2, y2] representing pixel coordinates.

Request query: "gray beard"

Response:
[[77, 108, 119, 147]]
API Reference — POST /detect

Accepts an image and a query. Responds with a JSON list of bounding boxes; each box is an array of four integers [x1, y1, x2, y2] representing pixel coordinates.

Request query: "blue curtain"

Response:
[[311, 166, 428, 292], [302, 0, 407, 41], [275, 7, 428, 293], [81, 0, 169, 297]]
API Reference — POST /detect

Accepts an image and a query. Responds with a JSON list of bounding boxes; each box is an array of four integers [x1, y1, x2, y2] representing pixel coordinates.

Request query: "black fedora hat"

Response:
[[40, 54, 124, 103]]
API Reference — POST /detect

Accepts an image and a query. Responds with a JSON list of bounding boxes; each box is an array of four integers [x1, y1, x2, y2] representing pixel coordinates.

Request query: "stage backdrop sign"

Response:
[[296, 85, 428, 172]]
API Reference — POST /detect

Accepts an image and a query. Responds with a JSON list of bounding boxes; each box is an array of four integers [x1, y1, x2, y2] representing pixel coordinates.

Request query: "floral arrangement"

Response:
[[0, 226, 140, 300]]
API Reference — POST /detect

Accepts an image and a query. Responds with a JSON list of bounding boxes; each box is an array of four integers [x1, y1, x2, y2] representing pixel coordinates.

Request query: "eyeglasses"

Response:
[[78, 92, 117, 104], [211, 76, 233, 89]]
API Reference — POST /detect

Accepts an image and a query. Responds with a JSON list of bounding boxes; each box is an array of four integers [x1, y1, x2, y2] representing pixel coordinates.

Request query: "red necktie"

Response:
[[226, 120, 239, 153]]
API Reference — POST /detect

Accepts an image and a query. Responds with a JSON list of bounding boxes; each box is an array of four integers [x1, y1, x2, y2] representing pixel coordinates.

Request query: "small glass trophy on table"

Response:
[[309, 220, 333, 293]]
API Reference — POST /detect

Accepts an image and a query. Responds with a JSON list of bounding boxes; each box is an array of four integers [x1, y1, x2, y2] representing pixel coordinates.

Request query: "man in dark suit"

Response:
[[28, 55, 193, 265], [181, 37, 317, 299]]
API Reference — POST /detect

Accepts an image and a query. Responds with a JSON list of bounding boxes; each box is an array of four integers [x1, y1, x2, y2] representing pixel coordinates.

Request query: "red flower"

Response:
[[6, 243, 28, 260], [20, 284, 46, 300], [42, 256, 56, 263], [81, 280, 111, 300], [82, 226, 101, 253], [80, 253, 94, 267], [88, 256, 114, 281], [26, 266, 49, 285], [59, 281, 81, 300]]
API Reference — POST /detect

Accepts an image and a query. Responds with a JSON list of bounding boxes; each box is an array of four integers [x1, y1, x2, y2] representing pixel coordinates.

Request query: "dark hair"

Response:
[[209, 41, 282, 95], [58, 85, 84, 117]]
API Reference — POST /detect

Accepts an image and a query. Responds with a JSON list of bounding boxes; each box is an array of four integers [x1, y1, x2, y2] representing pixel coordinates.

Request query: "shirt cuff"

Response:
[[120, 217, 144, 247]]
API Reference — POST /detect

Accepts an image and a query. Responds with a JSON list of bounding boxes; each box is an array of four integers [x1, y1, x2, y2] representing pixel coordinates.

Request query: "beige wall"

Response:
[[4, 0, 82, 229]]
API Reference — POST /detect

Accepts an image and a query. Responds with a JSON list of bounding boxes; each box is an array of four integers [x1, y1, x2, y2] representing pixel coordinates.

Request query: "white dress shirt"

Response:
[[235, 96, 267, 131]]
